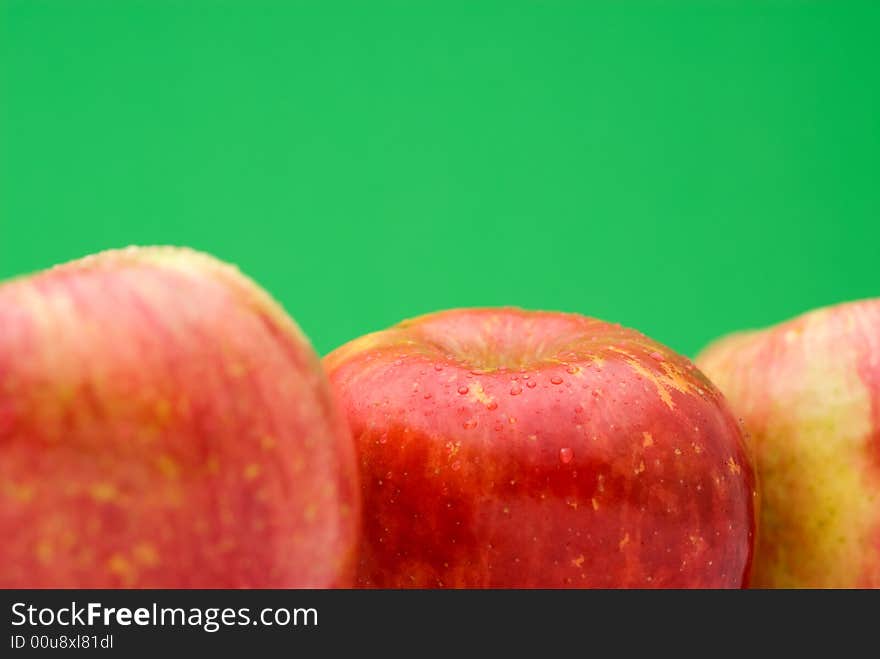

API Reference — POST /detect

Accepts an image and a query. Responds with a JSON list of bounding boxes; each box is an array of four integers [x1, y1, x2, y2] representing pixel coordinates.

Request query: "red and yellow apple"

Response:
[[325, 308, 756, 588], [697, 299, 880, 588], [0, 246, 359, 588]]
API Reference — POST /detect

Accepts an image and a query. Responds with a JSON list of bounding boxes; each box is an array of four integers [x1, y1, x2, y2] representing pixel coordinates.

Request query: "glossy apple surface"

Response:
[[325, 308, 755, 588], [698, 299, 880, 588], [0, 247, 359, 587]]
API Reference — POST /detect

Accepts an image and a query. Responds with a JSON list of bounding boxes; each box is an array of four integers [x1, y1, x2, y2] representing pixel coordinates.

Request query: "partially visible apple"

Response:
[[697, 299, 880, 588], [0, 246, 359, 588], [325, 308, 755, 588]]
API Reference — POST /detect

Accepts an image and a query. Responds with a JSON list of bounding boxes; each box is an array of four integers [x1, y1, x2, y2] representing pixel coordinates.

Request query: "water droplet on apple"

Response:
[[521, 374, 529, 380], [509, 384, 523, 396], [423, 393, 432, 400], [559, 447, 574, 463], [463, 419, 477, 430], [649, 351, 664, 361], [379, 433, 388, 444], [434, 364, 444, 371], [457, 385, 469, 395], [550, 376, 563, 385], [451, 461, 462, 471], [566, 365, 579, 375], [526, 380, 537, 388], [487, 401, 498, 410]]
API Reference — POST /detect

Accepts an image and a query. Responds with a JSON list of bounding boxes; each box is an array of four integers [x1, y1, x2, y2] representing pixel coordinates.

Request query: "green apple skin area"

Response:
[[698, 299, 880, 588]]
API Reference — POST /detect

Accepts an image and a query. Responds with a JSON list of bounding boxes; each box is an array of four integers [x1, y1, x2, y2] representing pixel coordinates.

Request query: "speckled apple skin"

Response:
[[0, 247, 359, 588], [326, 308, 755, 588], [698, 299, 880, 588]]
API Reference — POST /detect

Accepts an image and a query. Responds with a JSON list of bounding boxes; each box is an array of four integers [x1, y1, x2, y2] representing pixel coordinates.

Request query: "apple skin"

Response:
[[697, 299, 880, 588], [324, 308, 756, 588], [0, 247, 359, 588]]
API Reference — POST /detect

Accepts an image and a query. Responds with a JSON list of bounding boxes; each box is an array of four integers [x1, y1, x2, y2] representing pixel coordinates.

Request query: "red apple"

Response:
[[697, 299, 880, 588], [324, 308, 756, 588], [0, 246, 359, 588]]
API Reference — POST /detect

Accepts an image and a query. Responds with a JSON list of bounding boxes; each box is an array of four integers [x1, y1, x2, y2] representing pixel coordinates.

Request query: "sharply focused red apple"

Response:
[[0, 247, 359, 588], [324, 308, 756, 588], [697, 299, 880, 588]]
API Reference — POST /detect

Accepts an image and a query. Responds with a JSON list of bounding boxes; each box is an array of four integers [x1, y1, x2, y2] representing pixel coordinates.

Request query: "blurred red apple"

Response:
[[325, 308, 755, 588], [697, 299, 880, 588], [0, 247, 359, 588]]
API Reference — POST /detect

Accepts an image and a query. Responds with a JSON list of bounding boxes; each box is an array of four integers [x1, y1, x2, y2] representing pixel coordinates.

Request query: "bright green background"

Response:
[[2, 1, 878, 357]]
